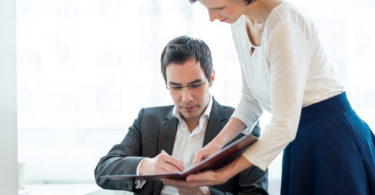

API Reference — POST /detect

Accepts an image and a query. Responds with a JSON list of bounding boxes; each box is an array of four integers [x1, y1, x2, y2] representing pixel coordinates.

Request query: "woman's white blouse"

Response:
[[231, 2, 345, 170]]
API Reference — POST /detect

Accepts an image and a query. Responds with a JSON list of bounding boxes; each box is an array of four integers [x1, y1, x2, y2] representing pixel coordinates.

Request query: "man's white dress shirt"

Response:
[[136, 96, 213, 195]]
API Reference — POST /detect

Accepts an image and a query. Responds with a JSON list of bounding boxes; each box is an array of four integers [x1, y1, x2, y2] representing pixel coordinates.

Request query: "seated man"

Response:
[[95, 36, 268, 195]]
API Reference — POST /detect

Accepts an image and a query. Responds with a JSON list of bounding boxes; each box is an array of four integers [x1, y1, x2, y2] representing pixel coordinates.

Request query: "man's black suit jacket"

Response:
[[95, 98, 268, 195]]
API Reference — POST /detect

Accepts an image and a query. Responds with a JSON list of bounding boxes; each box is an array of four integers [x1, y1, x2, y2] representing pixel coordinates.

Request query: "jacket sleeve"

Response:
[[207, 167, 268, 195], [236, 166, 269, 195], [94, 108, 147, 192]]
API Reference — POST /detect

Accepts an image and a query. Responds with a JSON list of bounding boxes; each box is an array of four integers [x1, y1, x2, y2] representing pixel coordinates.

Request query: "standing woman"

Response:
[[164, 0, 375, 194]]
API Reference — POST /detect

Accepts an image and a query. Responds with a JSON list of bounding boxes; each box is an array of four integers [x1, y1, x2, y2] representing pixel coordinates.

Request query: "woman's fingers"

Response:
[[162, 170, 227, 188], [192, 149, 207, 165], [193, 142, 222, 165], [186, 171, 220, 183]]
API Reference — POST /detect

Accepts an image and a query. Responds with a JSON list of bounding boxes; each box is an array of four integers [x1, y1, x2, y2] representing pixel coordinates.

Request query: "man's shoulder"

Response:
[[219, 105, 234, 119], [220, 105, 234, 112], [213, 100, 235, 116]]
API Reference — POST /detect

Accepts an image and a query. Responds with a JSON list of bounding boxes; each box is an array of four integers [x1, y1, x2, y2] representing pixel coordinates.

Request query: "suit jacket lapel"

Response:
[[157, 110, 178, 154], [154, 109, 178, 194], [203, 98, 227, 146]]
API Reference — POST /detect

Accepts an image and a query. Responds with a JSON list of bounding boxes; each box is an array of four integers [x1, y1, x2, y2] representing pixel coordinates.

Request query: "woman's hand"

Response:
[[163, 169, 230, 189], [192, 141, 222, 165], [193, 118, 247, 165], [163, 155, 252, 188]]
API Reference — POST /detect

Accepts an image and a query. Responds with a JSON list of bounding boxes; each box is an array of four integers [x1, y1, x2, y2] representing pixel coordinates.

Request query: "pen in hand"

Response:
[[160, 149, 185, 172]]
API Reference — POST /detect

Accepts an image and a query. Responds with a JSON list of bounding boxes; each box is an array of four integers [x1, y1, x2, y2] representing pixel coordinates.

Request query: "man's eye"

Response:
[[212, 7, 225, 11], [189, 84, 201, 88], [172, 86, 183, 90]]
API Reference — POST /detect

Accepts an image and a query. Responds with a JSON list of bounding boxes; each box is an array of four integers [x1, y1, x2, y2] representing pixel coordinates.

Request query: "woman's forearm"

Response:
[[221, 154, 253, 179], [213, 117, 247, 147]]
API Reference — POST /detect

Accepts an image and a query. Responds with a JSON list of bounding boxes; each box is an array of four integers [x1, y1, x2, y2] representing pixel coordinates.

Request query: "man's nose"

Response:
[[182, 87, 193, 102]]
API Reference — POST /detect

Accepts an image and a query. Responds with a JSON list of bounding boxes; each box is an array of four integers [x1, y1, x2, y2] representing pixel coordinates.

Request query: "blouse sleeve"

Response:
[[242, 20, 311, 171], [231, 64, 263, 135]]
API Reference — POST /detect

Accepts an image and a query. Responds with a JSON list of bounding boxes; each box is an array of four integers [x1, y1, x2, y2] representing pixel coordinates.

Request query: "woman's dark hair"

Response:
[[160, 36, 212, 83], [188, 0, 256, 5]]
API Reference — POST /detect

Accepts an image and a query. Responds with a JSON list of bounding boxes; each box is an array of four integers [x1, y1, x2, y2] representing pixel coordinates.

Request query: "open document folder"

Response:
[[100, 134, 258, 181]]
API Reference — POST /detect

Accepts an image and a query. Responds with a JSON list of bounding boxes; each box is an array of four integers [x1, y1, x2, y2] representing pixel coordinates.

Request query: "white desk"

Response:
[[22, 184, 100, 195], [23, 181, 279, 195], [21, 184, 133, 195]]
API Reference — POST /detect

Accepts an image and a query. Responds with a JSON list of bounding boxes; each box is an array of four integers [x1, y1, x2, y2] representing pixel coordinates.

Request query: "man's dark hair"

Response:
[[160, 36, 213, 83], [188, 0, 256, 5]]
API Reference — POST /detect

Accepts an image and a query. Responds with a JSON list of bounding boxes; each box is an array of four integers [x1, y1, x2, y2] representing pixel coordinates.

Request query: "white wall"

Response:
[[0, 0, 18, 194]]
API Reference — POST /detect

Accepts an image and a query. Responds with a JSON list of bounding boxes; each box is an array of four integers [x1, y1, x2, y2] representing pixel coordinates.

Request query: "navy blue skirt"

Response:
[[281, 92, 375, 195]]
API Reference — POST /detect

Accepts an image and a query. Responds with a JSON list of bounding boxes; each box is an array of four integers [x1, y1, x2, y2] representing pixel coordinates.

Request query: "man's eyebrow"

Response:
[[168, 79, 203, 86], [188, 79, 203, 85], [168, 81, 182, 86]]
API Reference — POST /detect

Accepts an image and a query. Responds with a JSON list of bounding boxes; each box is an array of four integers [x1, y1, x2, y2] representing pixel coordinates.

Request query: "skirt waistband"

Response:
[[300, 92, 352, 125]]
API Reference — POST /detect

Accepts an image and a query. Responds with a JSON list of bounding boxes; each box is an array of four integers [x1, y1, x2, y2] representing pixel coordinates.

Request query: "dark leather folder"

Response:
[[100, 134, 258, 181]]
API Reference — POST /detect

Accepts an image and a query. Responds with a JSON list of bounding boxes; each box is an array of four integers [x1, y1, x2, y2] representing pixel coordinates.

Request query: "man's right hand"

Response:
[[139, 152, 184, 175]]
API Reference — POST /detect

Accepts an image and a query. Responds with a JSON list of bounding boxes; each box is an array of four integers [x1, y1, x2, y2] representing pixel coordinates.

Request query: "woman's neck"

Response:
[[243, 0, 283, 25]]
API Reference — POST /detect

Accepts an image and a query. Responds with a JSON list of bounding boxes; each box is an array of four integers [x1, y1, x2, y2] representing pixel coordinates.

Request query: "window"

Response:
[[17, 0, 375, 185]]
